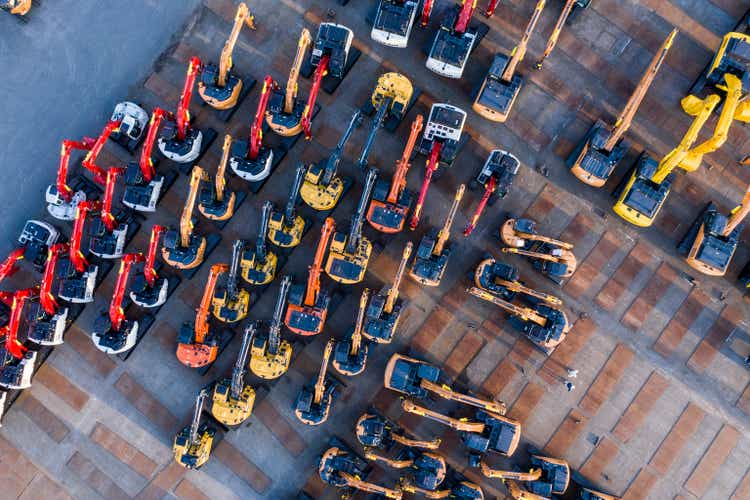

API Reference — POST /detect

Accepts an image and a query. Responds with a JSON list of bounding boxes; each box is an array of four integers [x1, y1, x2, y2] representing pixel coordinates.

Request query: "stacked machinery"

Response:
[[501, 218, 577, 284], [356, 411, 442, 450], [366, 448, 447, 494]]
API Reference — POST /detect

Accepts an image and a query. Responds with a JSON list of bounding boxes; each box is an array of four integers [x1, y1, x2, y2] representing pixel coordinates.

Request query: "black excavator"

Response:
[[500, 218, 578, 284], [475, 257, 562, 306], [319, 447, 403, 499], [239, 201, 277, 286], [130, 224, 170, 309], [363, 242, 412, 344], [268, 164, 307, 248], [250, 276, 293, 380], [356, 410, 442, 450], [332, 288, 370, 376], [212, 240, 250, 323], [425, 0, 479, 79], [366, 448, 447, 493], [173, 389, 215, 469], [294, 339, 336, 425], [464, 149, 520, 236]]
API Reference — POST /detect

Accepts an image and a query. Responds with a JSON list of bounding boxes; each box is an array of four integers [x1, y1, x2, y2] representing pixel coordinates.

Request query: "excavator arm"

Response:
[[387, 115, 423, 205], [723, 183, 750, 236], [536, 0, 576, 69], [479, 461, 542, 482], [0, 247, 25, 283], [509, 227, 574, 250], [391, 433, 442, 450], [195, 264, 229, 343], [454, 0, 477, 34], [410, 140, 443, 230], [469, 286, 548, 326], [502, 247, 568, 263], [285, 28, 313, 114], [101, 167, 125, 232], [421, 378, 506, 414], [182, 167, 208, 248], [218, 3, 255, 88], [56, 139, 96, 202], [322, 110, 362, 185], [177, 57, 203, 141], [305, 218, 335, 307], [434, 183, 465, 256], [249, 76, 274, 160], [3, 288, 37, 359], [313, 339, 334, 404], [144, 225, 166, 287], [501, 0, 546, 83], [110, 253, 145, 331], [340, 472, 403, 499], [401, 399, 486, 433], [401, 481, 451, 499], [464, 175, 497, 236], [350, 288, 369, 356], [230, 322, 255, 399], [301, 55, 330, 140], [40, 243, 68, 316], [140, 108, 170, 183], [490, 276, 562, 306], [70, 200, 102, 273], [365, 450, 414, 469], [346, 168, 378, 254], [82, 120, 122, 185], [384, 242, 413, 314]]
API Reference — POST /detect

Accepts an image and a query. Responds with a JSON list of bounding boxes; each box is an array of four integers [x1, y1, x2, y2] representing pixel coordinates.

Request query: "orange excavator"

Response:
[[158, 57, 204, 164], [384, 353, 506, 414], [356, 410, 442, 450], [535, 0, 592, 69], [130, 225, 170, 308], [1, 0, 31, 16], [332, 288, 370, 376], [268, 164, 307, 248], [198, 134, 236, 221], [176, 264, 227, 368], [367, 115, 423, 233], [472, 0, 545, 122], [568, 29, 676, 187], [363, 242, 412, 344], [474, 258, 562, 306], [91, 253, 144, 354], [173, 389, 215, 469], [89, 167, 130, 260], [198, 2, 256, 110], [250, 276, 292, 379], [500, 218, 577, 284], [211, 322, 255, 426], [285, 217, 334, 336], [401, 400, 521, 465], [480, 455, 570, 499], [27, 243, 69, 346], [239, 201, 277, 285], [266, 28, 313, 136], [0, 288, 38, 391], [162, 166, 207, 270], [319, 447, 403, 499], [294, 339, 336, 425], [45, 137, 97, 220], [230, 75, 275, 182], [366, 449, 447, 493], [468, 287, 569, 354], [211, 240, 250, 324], [123, 107, 170, 212], [58, 200, 102, 303]]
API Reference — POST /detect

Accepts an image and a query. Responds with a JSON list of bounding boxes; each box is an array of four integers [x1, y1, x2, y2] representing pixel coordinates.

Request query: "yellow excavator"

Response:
[[239, 201, 277, 285], [319, 447, 403, 499], [500, 218, 577, 283], [266, 28, 313, 136], [365, 449, 447, 493], [474, 257, 562, 306], [198, 134, 236, 221], [162, 166, 207, 269], [363, 242, 412, 344], [211, 240, 250, 323], [568, 29, 676, 187], [211, 322, 256, 426], [198, 2, 256, 110], [294, 339, 336, 425], [614, 73, 749, 227], [356, 411, 442, 450], [480, 455, 570, 499], [694, 30, 750, 96], [332, 288, 370, 376], [173, 389, 215, 469], [268, 164, 307, 248], [250, 275, 293, 379]]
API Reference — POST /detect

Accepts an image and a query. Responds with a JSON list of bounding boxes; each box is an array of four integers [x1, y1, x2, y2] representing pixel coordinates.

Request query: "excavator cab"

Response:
[[312, 23, 354, 79], [198, 2, 255, 110], [123, 108, 169, 212], [426, 0, 478, 79], [702, 32, 750, 94], [199, 134, 236, 221], [295, 339, 337, 425], [333, 288, 370, 376], [319, 447, 403, 499], [27, 243, 69, 346], [366, 449, 447, 492], [162, 166, 207, 270], [58, 200, 101, 304], [266, 28, 313, 136], [356, 410, 442, 450], [325, 168, 378, 284], [130, 225, 169, 308], [211, 322, 256, 426], [211, 240, 250, 323], [1, 0, 31, 16], [174, 389, 215, 469], [230, 75, 275, 182], [89, 167, 129, 260], [0, 289, 38, 391], [268, 164, 307, 248], [371, 0, 419, 48], [363, 242, 412, 344], [368, 73, 414, 129], [17, 220, 59, 270], [250, 276, 293, 379], [464, 150, 520, 235], [239, 201, 278, 285], [110, 101, 149, 148], [158, 57, 204, 164]]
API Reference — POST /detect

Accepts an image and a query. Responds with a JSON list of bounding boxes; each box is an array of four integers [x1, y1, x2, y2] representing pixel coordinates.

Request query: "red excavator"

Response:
[[89, 167, 129, 259], [45, 138, 96, 220], [294, 339, 336, 425], [158, 57, 204, 163], [285, 217, 335, 336], [27, 243, 70, 346], [239, 201, 277, 285], [464, 149, 520, 236], [176, 264, 227, 368], [268, 164, 307, 248], [123, 108, 170, 212], [356, 410, 442, 450], [58, 200, 102, 303], [229, 75, 275, 182], [92, 252, 144, 354], [425, 0, 478, 79], [332, 288, 370, 376], [162, 166, 207, 270], [266, 28, 313, 136], [319, 447, 403, 499], [12, 220, 60, 272], [198, 134, 236, 221], [130, 225, 170, 308], [367, 115, 423, 233], [363, 242, 412, 344], [0, 288, 38, 391], [211, 240, 250, 323]]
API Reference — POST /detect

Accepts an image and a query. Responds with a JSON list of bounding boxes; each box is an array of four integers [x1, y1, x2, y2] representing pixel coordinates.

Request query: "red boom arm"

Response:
[[2, 288, 37, 359], [110, 253, 145, 331], [140, 108, 171, 182], [250, 75, 274, 160], [485, 0, 500, 17], [40, 243, 69, 316], [145, 225, 167, 287], [421, 0, 435, 26], [455, 0, 477, 34], [82, 120, 122, 185], [101, 167, 125, 232], [177, 57, 203, 141], [301, 55, 329, 140], [56, 139, 96, 202], [409, 141, 442, 230], [463, 175, 496, 236], [0, 247, 25, 283], [70, 200, 102, 274]]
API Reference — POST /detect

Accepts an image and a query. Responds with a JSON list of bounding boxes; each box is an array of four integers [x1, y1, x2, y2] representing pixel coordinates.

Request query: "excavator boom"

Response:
[[145, 225, 166, 287], [189, 389, 208, 444], [250, 76, 274, 160], [313, 339, 334, 404], [464, 175, 497, 236], [230, 323, 254, 399], [196, 264, 229, 343], [387, 115, 423, 205], [177, 57, 202, 141], [492, 276, 562, 306], [724, 183, 750, 236], [82, 120, 121, 185], [56, 139, 95, 202], [454, 0, 477, 34], [268, 276, 291, 354], [285, 28, 313, 114], [322, 110, 362, 185], [182, 167, 208, 248], [421, 378, 505, 414], [479, 462, 542, 482], [358, 97, 391, 170], [215, 134, 233, 203], [346, 168, 378, 254], [410, 140, 442, 230], [227, 240, 243, 300], [3, 288, 37, 359], [110, 253, 145, 331], [340, 472, 403, 499], [384, 241, 413, 314], [402, 399, 486, 433], [0, 247, 25, 282], [502, 247, 567, 263], [434, 183, 465, 256], [502, 0, 546, 82], [101, 167, 124, 233], [469, 286, 547, 326], [350, 288, 369, 355], [140, 108, 170, 182], [305, 218, 335, 307], [536, 0, 576, 68], [285, 164, 306, 222], [218, 3, 252, 88], [302, 55, 330, 139], [70, 200, 102, 273], [40, 243, 68, 315], [256, 201, 272, 262]]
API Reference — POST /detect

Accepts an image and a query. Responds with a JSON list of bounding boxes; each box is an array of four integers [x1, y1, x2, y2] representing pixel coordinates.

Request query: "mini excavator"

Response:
[[45, 138, 96, 220], [57, 200, 101, 303], [268, 164, 306, 248], [319, 447, 403, 499], [464, 150, 520, 236], [402, 400, 521, 463], [302, 23, 355, 139], [356, 411, 442, 450], [367, 115, 423, 233], [158, 57, 204, 164], [89, 167, 129, 260], [501, 218, 577, 283], [473, 0, 545, 122], [162, 166, 207, 270], [366, 449, 447, 493], [250, 276, 292, 379], [680, 182, 750, 276], [410, 184, 465, 287], [615, 73, 749, 226], [469, 287, 569, 354], [211, 322, 255, 426], [0, 288, 38, 391], [326, 168, 378, 284], [401, 479, 485, 500], [91, 253, 144, 354], [333, 288, 370, 376], [239, 201, 277, 285], [211, 240, 249, 323], [363, 242, 412, 344], [371, 0, 419, 48], [569, 29, 676, 187], [174, 389, 215, 469], [230, 75, 274, 182], [285, 218, 334, 336], [295, 339, 336, 425], [266, 28, 313, 136], [198, 134, 236, 221], [411, 104, 467, 229], [301, 110, 362, 211], [696, 31, 750, 96], [27, 243, 69, 346], [0, 0, 31, 16], [475, 257, 562, 306], [123, 108, 169, 212], [198, 2, 255, 110], [12, 219, 59, 271], [110, 102, 149, 150], [176, 264, 226, 368], [480, 455, 570, 499], [426, 0, 478, 79], [130, 225, 169, 308], [385, 353, 507, 414], [535, 0, 592, 69]]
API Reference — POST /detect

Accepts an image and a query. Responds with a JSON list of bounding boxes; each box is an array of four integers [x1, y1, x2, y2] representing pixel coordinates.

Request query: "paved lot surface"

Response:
[[1, 0, 750, 499]]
